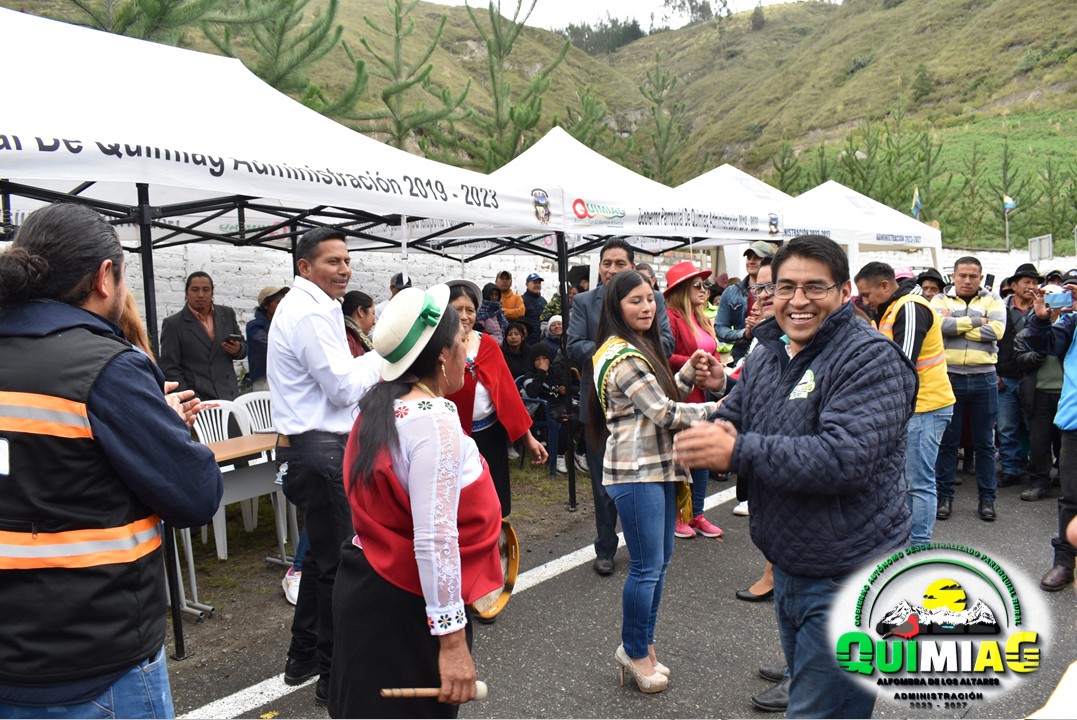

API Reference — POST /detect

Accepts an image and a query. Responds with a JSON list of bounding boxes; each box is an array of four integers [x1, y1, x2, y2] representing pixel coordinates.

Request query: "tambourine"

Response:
[[469, 520, 518, 619]]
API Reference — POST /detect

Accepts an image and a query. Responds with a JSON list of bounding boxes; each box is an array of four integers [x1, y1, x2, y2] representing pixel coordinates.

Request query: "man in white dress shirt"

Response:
[[268, 227, 381, 706]]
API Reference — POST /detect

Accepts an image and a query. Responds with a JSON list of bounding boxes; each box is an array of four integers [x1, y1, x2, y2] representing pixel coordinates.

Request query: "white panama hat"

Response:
[[374, 284, 452, 382]]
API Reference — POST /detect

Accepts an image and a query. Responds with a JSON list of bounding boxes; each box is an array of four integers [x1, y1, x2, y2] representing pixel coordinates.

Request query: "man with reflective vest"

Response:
[[856, 262, 955, 546], [0, 204, 223, 717]]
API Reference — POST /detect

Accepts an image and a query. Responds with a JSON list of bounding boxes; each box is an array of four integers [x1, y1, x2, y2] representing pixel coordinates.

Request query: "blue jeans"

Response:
[[0, 648, 173, 719], [690, 468, 709, 516], [772, 567, 876, 719], [906, 405, 953, 545], [997, 375, 1028, 475], [606, 482, 676, 659], [935, 371, 999, 501], [293, 528, 309, 573]]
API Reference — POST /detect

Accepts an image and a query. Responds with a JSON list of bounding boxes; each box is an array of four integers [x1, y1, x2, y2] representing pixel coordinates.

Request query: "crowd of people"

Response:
[[6, 203, 1077, 719]]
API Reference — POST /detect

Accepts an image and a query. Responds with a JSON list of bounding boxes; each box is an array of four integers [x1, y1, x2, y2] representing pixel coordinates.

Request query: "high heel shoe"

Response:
[[616, 645, 669, 693]]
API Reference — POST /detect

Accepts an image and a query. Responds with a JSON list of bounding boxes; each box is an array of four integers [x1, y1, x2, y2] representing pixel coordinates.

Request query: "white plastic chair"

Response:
[[192, 400, 251, 445], [192, 400, 287, 560], [234, 391, 274, 433]]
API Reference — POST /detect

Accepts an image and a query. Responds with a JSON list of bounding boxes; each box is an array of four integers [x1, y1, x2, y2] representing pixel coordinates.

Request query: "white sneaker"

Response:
[[574, 453, 590, 474], [282, 567, 301, 605], [507, 446, 520, 461], [733, 501, 749, 517], [556, 456, 568, 474]]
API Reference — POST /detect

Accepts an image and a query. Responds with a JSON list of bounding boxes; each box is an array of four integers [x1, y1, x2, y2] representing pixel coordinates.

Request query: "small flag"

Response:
[[1003, 194, 1016, 213], [911, 187, 921, 219]]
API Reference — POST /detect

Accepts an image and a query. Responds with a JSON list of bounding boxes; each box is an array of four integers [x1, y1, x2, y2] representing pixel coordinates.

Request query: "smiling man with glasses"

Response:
[[674, 235, 918, 719]]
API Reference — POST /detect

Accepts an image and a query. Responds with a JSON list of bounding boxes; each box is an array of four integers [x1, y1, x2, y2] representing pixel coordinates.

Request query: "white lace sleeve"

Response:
[[403, 412, 467, 635]]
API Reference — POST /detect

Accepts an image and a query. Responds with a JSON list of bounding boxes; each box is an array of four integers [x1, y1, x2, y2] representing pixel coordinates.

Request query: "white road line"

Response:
[[180, 485, 738, 718]]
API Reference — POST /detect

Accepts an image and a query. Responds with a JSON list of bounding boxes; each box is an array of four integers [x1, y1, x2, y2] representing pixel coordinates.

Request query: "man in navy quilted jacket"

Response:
[[675, 235, 917, 719]]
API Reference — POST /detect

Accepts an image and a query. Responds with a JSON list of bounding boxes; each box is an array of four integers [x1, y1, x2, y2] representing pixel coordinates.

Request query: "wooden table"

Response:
[[206, 433, 276, 464], [171, 433, 294, 621]]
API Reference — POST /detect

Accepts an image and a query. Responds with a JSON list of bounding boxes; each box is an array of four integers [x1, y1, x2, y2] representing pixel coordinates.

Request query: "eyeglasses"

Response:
[[772, 282, 840, 300], [691, 281, 706, 290], [748, 283, 776, 297]]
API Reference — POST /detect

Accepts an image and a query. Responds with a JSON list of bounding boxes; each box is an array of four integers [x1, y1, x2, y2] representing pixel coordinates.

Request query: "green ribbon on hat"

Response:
[[384, 291, 442, 363]]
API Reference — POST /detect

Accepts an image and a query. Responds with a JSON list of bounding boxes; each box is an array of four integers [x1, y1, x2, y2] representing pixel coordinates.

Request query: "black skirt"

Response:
[[473, 420, 511, 517], [329, 544, 473, 719]]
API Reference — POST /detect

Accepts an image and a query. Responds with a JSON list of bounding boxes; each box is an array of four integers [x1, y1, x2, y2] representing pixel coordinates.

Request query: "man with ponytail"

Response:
[[0, 203, 223, 717]]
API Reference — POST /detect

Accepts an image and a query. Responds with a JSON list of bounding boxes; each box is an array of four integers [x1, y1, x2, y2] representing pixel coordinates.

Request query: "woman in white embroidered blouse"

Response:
[[331, 285, 503, 719]]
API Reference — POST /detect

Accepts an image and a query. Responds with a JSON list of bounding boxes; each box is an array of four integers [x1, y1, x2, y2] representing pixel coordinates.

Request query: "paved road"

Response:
[[175, 474, 1076, 719]]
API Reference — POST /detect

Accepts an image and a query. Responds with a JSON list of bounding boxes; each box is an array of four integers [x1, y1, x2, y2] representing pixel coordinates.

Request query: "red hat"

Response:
[[663, 261, 711, 297]]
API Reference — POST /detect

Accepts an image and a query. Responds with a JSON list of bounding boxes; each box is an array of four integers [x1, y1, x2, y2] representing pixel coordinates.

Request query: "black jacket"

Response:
[[717, 302, 917, 577], [0, 301, 221, 693]]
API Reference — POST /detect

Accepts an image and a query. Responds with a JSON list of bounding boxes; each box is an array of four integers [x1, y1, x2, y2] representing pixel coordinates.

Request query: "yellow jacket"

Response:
[[879, 292, 955, 413], [929, 288, 1006, 373]]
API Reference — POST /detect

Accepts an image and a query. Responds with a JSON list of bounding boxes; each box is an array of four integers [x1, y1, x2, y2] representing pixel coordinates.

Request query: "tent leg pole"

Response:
[[136, 183, 160, 357], [135, 183, 187, 658], [557, 231, 577, 511]]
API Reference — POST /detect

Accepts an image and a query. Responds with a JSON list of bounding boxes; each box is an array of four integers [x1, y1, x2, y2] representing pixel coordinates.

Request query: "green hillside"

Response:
[[7, 0, 1077, 249]]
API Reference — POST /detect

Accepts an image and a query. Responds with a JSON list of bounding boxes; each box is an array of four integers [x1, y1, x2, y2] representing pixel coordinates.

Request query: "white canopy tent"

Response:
[[0, 8, 568, 270], [784, 180, 943, 271], [490, 127, 779, 254]]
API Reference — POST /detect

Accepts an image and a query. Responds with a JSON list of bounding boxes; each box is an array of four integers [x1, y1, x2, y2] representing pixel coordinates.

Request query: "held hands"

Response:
[[221, 339, 242, 357], [689, 349, 726, 392], [164, 381, 202, 427], [673, 419, 737, 471], [437, 629, 477, 706], [524, 431, 549, 465]]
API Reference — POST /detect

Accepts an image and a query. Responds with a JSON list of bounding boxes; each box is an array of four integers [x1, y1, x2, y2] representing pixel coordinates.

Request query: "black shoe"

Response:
[[1021, 486, 1049, 501], [735, 587, 774, 602], [314, 675, 329, 707], [936, 497, 952, 520], [284, 657, 319, 686], [751, 676, 790, 712], [978, 499, 996, 521], [997, 473, 1021, 488], [593, 557, 614, 576], [1040, 564, 1075, 592], [758, 663, 787, 684]]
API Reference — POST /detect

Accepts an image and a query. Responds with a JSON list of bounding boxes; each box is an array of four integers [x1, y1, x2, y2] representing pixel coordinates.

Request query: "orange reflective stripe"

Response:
[[0, 392, 88, 416], [0, 516, 161, 570], [916, 350, 945, 370], [0, 516, 160, 547], [0, 536, 162, 570], [0, 417, 93, 439], [0, 391, 93, 439]]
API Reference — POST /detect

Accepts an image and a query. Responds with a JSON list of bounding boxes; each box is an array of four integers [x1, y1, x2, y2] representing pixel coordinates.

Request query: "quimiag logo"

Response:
[[829, 544, 1047, 713]]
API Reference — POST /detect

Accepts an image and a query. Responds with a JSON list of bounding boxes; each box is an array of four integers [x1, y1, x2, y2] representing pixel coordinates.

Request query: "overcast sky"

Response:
[[426, 0, 803, 31]]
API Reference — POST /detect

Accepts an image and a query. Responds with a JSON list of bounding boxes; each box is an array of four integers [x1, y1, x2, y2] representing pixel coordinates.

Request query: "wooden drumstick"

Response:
[[380, 681, 488, 700]]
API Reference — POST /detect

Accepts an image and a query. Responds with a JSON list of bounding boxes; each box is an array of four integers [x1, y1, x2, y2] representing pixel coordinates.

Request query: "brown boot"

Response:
[[1040, 565, 1075, 592]]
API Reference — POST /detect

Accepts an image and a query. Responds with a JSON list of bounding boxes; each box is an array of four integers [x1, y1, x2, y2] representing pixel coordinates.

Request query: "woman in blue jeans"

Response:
[[588, 271, 725, 694]]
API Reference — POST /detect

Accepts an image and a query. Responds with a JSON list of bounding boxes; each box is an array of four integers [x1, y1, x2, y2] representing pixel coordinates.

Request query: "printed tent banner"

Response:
[[674, 163, 788, 243], [489, 127, 763, 246], [0, 7, 560, 242]]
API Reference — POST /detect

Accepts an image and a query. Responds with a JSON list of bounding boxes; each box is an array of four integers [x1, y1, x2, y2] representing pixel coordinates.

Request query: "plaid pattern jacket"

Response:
[[594, 339, 720, 486]]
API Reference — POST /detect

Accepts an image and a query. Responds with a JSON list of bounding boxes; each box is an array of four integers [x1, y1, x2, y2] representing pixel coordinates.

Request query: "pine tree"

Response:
[[63, 0, 274, 45], [203, 0, 367, 119], [459, 1, 569, 171], [348, 0, 469, 152], [639, 54, 689, 185]]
